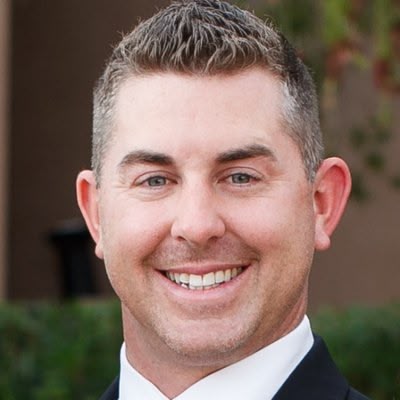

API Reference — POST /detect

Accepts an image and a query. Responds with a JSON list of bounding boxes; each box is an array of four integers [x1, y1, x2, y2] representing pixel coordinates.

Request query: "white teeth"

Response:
[[180, 273, 189, 284], [224, 269, 231, 281], [165, 267, 245, 290], [215, 270, 225, 283], [203, 272, 215, 286], [174, 272, 181, 283], [189, 274, 203, 288]]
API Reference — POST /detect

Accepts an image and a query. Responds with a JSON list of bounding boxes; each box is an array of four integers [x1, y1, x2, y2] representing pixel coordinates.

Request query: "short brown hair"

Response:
[[93, 0, 323, 184]]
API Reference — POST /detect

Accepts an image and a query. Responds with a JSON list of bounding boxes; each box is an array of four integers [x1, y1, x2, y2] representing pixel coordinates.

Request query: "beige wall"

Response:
[[0, 0, 10, 300], [309, 65, 400, 310]]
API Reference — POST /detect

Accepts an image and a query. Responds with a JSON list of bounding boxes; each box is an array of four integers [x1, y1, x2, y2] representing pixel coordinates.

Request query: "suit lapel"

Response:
[[99, 376, 119, 400], [272, 335, 350, 400]]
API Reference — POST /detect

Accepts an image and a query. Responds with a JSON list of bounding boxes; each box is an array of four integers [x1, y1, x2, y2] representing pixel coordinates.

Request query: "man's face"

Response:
[[93, 69, 318, 365]]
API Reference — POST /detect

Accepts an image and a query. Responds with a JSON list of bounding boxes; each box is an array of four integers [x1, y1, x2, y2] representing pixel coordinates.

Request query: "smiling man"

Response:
[[76, 1, 369, 399]]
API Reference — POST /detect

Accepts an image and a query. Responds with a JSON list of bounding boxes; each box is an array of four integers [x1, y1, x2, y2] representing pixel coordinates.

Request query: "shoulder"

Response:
[[98, 376, 119, 400], [272, 335, 370, 400], [346, 387, 370, 400]]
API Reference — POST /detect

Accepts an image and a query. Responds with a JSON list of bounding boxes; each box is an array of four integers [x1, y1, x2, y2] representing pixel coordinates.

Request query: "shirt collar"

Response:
[[119, 316, 313, 400]]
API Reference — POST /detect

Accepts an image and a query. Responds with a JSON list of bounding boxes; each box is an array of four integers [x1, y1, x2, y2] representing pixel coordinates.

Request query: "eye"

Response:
[[229, 173, 254, 184], [133, 171, 178, 193], [144, 175, 168, 187]]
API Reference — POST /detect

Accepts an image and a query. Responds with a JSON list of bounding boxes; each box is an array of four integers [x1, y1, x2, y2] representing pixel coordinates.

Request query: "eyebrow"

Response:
[[216, 144, 276, 163], [118, 150, 175, 170], [117, 143, 276, 172]]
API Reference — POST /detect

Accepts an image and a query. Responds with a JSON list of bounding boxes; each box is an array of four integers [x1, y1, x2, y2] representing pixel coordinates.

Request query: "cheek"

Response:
[[226, 194, 316, 255], [99, 199, 172, 265], [226, 201, 291, 243]]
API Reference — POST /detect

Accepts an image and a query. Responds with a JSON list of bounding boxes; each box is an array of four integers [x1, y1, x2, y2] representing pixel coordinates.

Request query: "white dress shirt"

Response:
[[119, 316, 313, 400]]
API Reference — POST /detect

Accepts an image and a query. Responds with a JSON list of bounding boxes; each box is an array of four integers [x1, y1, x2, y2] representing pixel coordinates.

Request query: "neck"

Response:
[[121, 300, 307, 398], [122, 309, 216, 397]]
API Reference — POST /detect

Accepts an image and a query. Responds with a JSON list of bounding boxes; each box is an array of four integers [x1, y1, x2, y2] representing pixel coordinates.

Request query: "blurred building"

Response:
[[0, 0, 399, 309]]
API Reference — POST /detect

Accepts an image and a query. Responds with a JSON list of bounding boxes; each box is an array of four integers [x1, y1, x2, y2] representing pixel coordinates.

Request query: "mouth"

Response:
[[163, 267, 245, 290]]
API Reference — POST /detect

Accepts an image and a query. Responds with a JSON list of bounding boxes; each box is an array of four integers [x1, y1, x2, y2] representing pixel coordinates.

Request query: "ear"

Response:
[[76, 170, 104, 259], [313, 157, 352, 251]]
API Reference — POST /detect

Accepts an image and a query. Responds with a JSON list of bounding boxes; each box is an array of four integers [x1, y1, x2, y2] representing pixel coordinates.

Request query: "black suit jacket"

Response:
[[99, 336, 369, 400]]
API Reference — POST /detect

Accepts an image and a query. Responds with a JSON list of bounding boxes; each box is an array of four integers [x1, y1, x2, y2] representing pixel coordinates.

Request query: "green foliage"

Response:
[[0, 301, 399, 399], [374, 0, 398, 58], [0, 301, 122, 400], [313, 304, 400, 400], [347, 109, 394, 200], [322, 0, 351, 45], [254, 0, 318, 39]]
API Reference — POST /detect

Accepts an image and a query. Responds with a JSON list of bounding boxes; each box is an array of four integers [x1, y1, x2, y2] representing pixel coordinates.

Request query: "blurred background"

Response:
[[0, 0, 399, 399]]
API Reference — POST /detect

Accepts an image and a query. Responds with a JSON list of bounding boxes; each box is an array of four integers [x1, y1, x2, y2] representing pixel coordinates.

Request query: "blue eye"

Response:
[[146, 176, 167, 187], [230, 173, 252, 184]]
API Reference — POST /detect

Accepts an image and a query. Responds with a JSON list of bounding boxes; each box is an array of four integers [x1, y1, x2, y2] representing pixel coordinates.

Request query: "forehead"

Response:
[[115, 69, 283, 117], [108, 69, 298, 165]]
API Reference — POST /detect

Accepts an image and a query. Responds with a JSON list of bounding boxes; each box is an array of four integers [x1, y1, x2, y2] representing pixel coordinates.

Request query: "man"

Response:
[[76, 1, 369, 399]]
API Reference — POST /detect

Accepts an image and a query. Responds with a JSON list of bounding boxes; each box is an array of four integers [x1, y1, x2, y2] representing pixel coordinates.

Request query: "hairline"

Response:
[[93, 67, 318, 186]]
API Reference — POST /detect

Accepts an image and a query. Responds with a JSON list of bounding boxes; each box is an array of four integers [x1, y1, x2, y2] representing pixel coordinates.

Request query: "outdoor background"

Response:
[[0, 0, 399, 399]]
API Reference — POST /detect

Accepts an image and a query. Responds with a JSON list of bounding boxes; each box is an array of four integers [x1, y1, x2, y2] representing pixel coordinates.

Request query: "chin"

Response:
[[156, 319, 259, 367]]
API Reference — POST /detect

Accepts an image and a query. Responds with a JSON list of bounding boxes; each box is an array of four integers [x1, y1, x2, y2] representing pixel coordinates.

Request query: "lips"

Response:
[[164, 267, 244, 290]]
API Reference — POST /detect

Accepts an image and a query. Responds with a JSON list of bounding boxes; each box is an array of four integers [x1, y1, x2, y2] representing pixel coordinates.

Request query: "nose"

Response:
[[170, 185, 226, 247]]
